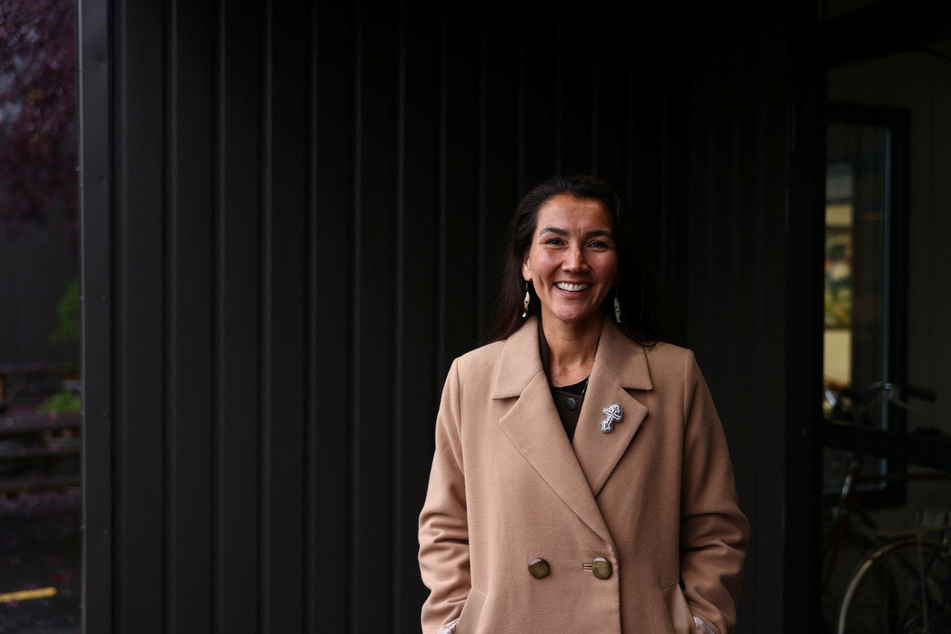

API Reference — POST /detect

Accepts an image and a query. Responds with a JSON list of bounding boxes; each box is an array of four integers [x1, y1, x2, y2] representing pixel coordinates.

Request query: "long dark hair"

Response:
[[486, 175, 673, 345]]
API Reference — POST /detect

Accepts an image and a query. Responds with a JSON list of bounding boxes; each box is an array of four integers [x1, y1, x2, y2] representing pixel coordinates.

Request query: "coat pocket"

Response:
[[454, 587, 487, 634], [662, 582, 695, 634]]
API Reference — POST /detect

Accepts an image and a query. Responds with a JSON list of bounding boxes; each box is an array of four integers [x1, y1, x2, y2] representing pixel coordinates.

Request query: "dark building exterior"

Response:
[[78, 0, 951, 631]]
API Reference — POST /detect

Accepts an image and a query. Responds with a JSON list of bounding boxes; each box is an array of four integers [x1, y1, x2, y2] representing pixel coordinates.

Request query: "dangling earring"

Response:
[[614, 288, 622, 323], [522, 282, 530, 318]]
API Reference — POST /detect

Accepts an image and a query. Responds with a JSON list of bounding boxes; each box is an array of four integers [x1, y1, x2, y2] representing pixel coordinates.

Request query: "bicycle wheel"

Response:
[[822, 527, 880, 632], [837, 538, 951, 634]]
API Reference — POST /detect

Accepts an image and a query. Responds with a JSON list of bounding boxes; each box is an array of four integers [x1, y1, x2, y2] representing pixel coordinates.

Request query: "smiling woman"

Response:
[[487, 175, 673, 348], [419, 175, 750, 634], [522, 195, 620, 351]]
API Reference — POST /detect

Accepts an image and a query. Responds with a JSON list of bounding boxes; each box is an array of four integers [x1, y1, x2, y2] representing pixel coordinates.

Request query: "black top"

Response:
[[537, 323, 589, 443]]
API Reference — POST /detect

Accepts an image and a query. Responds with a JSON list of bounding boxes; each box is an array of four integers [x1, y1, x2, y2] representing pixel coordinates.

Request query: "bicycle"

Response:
[[820, 381, 951, 632], [836, 509, 950, 633]]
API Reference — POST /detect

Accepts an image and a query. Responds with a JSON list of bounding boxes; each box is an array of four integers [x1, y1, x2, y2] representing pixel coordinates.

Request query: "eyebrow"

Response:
[[537, 227, 613, 239]]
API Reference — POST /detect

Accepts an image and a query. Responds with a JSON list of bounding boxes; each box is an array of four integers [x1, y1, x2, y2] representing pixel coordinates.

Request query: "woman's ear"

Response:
[[521, 256, 532, 282]]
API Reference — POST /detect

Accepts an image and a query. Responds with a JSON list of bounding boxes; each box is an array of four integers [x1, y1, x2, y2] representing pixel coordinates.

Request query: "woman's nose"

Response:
[[563, 246, 587, 270]]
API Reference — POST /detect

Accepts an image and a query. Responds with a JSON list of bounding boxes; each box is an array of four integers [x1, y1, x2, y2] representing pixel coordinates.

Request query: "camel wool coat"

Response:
[[419, 316, 749, 634]]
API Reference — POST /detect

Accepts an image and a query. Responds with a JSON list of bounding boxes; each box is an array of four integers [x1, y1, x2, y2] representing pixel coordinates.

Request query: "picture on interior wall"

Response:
[[824, 227, 852, 328]]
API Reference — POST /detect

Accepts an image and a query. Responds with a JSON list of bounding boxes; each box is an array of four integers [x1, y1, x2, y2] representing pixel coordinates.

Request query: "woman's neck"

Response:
[[541, 314, 602, 387]]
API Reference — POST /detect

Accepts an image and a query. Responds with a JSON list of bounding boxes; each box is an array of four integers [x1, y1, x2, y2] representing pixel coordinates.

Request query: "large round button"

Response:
[[528, 558, 550, 579], [591, 557, 612, 579]]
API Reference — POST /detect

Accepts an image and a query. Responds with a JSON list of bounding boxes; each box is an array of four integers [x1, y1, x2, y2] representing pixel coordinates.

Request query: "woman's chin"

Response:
[[542, 306, 604, 330]]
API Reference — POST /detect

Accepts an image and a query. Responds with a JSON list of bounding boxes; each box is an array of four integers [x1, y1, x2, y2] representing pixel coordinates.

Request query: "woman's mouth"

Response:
[[555, 282, 592, 292]]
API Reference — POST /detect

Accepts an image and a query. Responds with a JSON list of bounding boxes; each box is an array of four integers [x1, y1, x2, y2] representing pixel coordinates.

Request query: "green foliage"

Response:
[[48, 278, 79, 346], [38, 388, 80, 413]]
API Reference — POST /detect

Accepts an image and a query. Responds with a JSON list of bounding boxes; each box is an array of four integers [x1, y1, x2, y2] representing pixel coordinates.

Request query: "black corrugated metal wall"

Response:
[[80, 0, 820, 631]]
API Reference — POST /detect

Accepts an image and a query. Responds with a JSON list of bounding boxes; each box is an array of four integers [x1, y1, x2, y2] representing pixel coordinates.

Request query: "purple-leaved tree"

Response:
[[0, 0, 77, 245]]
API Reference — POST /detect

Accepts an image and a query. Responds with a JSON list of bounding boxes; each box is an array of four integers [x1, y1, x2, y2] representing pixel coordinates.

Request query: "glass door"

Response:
[[822, 106, 910, 502]]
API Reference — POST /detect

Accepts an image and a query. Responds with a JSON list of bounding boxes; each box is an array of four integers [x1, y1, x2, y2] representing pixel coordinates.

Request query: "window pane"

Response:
[[0, 0, 81, 630]]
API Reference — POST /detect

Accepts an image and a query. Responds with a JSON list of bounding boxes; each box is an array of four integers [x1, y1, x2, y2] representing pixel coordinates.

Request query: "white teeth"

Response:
[[556, 282, 591, 292]]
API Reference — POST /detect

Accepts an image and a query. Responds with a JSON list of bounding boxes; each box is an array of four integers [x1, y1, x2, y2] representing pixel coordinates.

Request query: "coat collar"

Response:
[[491, 315, 652, 398], [493, 315, 653, 539]]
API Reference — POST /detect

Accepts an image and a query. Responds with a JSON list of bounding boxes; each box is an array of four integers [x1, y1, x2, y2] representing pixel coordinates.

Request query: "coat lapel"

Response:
[[572, 320, 652, 497], [493, 318, 611, 540], [495, 316, 655, 504]]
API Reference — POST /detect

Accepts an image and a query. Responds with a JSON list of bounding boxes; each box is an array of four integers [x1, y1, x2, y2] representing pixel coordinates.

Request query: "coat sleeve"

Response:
[[679, 351, 750, 634], [418, 360, 471, 634]]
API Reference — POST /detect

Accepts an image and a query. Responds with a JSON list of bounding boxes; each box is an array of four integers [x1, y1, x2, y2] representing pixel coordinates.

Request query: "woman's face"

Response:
[[522, 195, 620, 332]]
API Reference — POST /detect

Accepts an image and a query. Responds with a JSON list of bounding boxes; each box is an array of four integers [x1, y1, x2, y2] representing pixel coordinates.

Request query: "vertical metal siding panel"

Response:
[[652, 13, 670, 282], [476, 13, 489, 337], [214, 2, 265, 632], [166, 0, 216, 629], [656, 9, 692, 339], [262, 1, 309, 630], [752, 96, 771, 631], [393, 8, 409, 627], [549, 11, 595, 174], [728, 37, 768, 633], [112, 1, 168, 631], [255, 2, 308, 630], [701, 24, 758, 621], [393, 3, 440, 629], [481, 9, 520, 339], [589, 7, 629, 189], [684, 2, 797, 631], [512, 6, 522, 195], [589, 5, 600, 176], [723, 27, 744, 449], [441, 3, 480, 361], [619, 8, 666, 264], [783, 0, 824, 629], [349, 8, 364, 630], [79, 0, 113, 630], [259, 3, 275, 628], [309, 2, 354, 631], [695, 21, 727, 365], [686, 18, 710, 355], [709, 38, 736, 382], [351, 3, 399, 629], [741, 6, 798, 631], [750, 84, 792, 634], [436, 5, 449, 373], [556, 8, 595, 177], [730, 10, 768, 628], [518, 10, 558, 189]]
